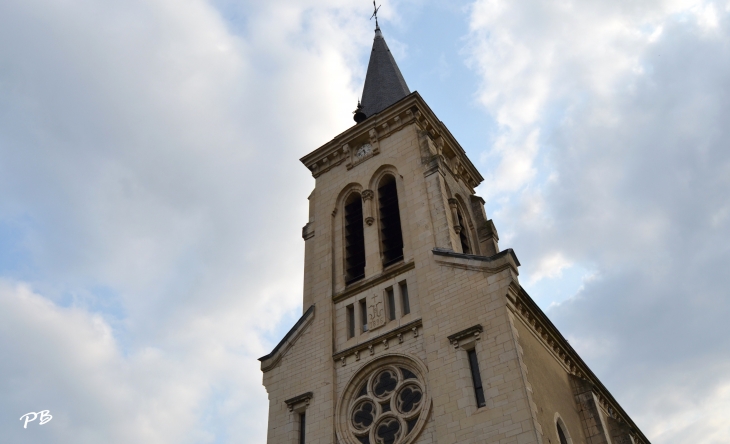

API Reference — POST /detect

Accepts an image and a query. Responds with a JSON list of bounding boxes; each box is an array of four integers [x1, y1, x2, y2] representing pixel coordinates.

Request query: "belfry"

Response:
[[259, 19, 649, 444]]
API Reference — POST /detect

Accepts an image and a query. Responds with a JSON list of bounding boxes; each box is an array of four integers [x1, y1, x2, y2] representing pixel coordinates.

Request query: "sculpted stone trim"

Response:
[[446, 324, 483, 349], [285, 392, 313, 412], [411, 107, 482, 192], [258, 305, 315, 372], [333, 319, 422, 363], [447, 198, 461, 234], [333, 260, 415, 303], [301, 98, 416, 178], [300, 93, 483, 188], [505, 286, 650, 444], [302, 221, 315, 240], [362, 189, 375, 226]]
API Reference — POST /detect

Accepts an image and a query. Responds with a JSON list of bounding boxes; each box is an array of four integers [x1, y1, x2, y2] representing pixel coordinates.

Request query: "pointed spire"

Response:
[[354, 21, 410, 123]]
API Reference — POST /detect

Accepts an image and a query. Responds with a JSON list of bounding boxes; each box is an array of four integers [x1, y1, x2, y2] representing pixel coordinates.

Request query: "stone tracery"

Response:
[[338, 356, 430, 444]]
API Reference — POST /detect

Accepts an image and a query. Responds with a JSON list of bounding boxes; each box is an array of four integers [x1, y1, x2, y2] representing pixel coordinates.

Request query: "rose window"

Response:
[[337, 355, 430, 444]]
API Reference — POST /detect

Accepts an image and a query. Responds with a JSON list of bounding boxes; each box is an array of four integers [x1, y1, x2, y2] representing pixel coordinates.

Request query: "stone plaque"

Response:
[[368, 293, 386, 330]]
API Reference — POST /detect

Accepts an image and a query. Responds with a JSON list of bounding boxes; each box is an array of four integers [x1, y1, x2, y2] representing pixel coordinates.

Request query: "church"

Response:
[[258, 18, 650, 444]]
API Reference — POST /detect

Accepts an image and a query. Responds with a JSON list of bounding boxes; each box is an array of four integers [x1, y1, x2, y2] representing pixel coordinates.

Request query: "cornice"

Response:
[[333, 260, 415, 303], [299, 92, 484, 191], [332, 318, 422, 365], [506, 286, 651, 444], [432, 248, 520, 275]]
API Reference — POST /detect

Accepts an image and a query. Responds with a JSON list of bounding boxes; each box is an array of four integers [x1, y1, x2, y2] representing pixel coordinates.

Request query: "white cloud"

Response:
[[467, 0, 730, 442], [527, 252, 572, 284], [0, 0, 377, 442]]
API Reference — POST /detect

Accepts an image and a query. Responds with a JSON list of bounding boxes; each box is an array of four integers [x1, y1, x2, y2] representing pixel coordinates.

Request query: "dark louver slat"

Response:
[[345, 195, 366, 284], [378, 177, 404, 267]]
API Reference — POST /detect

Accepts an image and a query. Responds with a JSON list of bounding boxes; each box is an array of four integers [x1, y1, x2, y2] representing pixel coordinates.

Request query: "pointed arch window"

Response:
[[555, 415, 573, 444], [345, 193, 366, 284], [378, 175, 404, 267]]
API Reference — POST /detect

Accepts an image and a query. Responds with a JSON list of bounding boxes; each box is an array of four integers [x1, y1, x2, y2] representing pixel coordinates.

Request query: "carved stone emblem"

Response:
[[368, 293, 386, 331]]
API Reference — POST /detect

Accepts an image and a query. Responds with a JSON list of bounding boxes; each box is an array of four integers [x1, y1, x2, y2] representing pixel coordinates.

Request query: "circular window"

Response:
[[337, 354, 430, 444]]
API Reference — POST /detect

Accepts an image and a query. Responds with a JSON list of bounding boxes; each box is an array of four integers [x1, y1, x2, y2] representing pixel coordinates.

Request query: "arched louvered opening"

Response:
[[378, 175, 404, 267], [456, 207, 471, 255], [345, 193, 366, 284]]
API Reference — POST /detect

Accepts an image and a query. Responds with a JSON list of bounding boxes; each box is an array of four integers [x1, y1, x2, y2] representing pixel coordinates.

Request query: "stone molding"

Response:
[[301, 221, 315, 240], [299, 93, 483, 191], [285, 392, 313, 412], [446, 324, 483, 349], [333, 260, 415, 303], [332, 318, 422, 365]]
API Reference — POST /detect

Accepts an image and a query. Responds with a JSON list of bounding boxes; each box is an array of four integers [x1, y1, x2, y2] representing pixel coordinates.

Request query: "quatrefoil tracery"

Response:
[[347, 365, 426, 444]]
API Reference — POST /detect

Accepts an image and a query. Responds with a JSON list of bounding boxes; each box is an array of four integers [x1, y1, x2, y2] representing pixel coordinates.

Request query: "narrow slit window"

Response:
[[467, 349, 486, 407], [345, 193, 366, 284], [299, 412, 306, 444], [399, 281, 410, 315], [557, 423, 569, 444], [456, 208, 471, 254], [347, 304, 355, 338], [378, 175, 404, 267], [386, 287, 396, 321], [360, 299, 368, 332]]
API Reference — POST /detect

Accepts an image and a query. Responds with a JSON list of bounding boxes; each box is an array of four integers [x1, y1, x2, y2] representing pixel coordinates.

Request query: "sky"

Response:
[[0, 0, 728, 442]]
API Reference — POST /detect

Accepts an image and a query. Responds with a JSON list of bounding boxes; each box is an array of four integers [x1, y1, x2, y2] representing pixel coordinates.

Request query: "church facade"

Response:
[[259, 23, 649, 444]]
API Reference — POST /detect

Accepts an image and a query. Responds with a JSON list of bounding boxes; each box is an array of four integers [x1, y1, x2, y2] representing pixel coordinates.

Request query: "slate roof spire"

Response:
[[353, 22, 410, 123]]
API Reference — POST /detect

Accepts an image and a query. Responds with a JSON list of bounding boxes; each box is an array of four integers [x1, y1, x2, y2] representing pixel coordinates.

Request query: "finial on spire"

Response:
[[370, 1, 381, 29]]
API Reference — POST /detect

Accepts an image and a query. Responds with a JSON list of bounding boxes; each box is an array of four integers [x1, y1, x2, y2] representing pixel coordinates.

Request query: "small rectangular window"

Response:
[[360, 299, 368, 332], [386, 287, 396, 321], [399, 281, 410, 315], [467, 349, 486, 408], [347, 304, 355, 338], [299, 412, 306, 444]]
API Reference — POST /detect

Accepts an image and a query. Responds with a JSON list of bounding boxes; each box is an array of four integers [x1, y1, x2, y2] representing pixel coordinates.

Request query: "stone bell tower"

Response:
[[259, 21, 650, 444]]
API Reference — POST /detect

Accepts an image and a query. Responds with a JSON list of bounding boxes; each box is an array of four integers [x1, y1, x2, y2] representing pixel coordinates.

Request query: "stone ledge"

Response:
[[332, 318, 422, 363], [333, 260, 415, 303], [447, 324, 483, 347], [284, 392, 313, 412], [432, 247, 520, 266]]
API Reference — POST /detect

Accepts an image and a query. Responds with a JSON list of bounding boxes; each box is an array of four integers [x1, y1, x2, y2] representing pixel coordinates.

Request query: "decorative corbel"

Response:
[[343, 144, 352, 169], [362, 189, 375, 225], [434, 136, 444, 156], [448, 198, 462, 234], [368, 128, 380, 155]]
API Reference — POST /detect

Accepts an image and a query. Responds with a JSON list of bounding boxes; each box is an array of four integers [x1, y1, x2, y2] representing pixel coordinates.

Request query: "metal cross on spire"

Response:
[[370, 1, 381, 29]]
